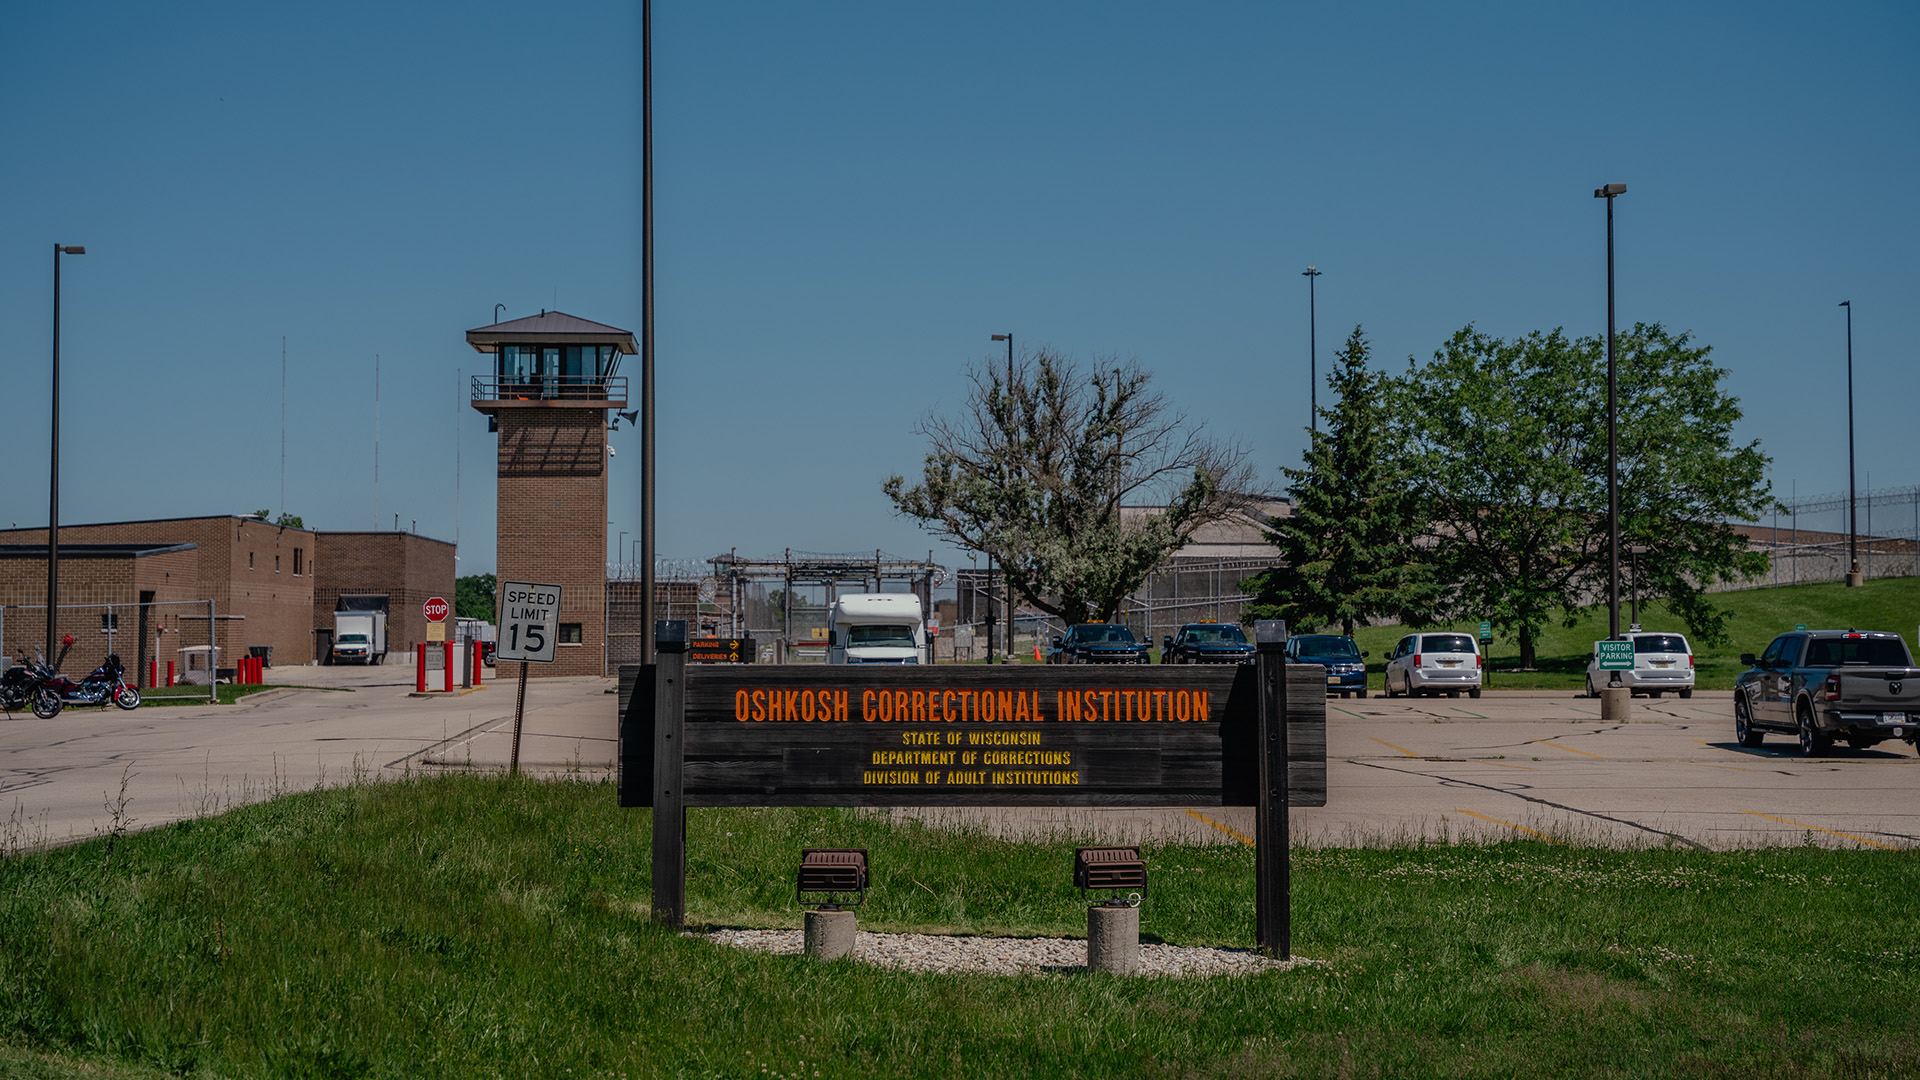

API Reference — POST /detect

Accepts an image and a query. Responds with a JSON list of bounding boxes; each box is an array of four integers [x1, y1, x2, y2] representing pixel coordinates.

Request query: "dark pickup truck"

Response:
[[1733, 629, 1920, 754]]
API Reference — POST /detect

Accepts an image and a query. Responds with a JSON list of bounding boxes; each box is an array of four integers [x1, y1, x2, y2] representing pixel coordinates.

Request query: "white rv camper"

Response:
[[826, 594, 926, 664]]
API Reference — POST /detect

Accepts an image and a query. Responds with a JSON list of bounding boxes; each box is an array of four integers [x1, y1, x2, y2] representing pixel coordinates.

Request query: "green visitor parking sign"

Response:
[[1793, 623, 1807, 632], [1597, 640, 1635, 671], [1478, 620, 1492, 642]]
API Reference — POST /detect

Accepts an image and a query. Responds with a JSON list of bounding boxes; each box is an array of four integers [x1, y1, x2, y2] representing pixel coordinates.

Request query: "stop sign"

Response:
[[423, 597, 450, 622]]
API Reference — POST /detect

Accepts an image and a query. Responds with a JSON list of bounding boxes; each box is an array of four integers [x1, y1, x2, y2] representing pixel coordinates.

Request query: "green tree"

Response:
[[1242, 327, 1436, 636], [1581, 323, 1771, 645], [1395, 324, 1769, 666], [885, 347, 1255, 624], [455, 574, 496, 622]]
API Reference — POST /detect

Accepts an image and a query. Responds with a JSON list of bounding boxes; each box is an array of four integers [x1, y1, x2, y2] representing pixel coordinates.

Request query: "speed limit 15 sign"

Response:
[[497, 580, 563, 663]]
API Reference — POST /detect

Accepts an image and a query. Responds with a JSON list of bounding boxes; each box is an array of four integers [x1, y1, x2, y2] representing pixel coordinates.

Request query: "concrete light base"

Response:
[[1846, 571, 1865, 588], [1599, 686, 1632, 722], [1087, 904, 1140, 975], [803, 909, 856, 960]]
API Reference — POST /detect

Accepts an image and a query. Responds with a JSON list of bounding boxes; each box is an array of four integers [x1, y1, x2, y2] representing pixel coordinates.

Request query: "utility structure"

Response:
[[1301, 266, 1321, 433], [468, 311, 636, 676], [706, 549, 945, 651]]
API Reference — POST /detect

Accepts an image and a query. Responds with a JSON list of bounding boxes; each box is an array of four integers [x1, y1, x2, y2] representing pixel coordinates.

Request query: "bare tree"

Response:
[[885, 346, 1258, 624]]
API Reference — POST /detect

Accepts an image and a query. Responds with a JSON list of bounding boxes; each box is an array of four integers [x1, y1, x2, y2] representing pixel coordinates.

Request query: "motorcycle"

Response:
[[1, 655, 65, 719], [40, 653, 140, 712]]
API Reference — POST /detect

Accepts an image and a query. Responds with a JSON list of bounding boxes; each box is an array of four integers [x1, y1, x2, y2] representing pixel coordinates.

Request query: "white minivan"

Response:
[[1384, 632, 1482, 698], [825, 594, 926, 665], [1585, 632, 1693, 698]]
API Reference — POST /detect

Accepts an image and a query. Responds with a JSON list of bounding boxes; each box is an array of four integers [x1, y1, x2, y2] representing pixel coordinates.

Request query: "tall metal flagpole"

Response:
[[640, 0, 657, 662]]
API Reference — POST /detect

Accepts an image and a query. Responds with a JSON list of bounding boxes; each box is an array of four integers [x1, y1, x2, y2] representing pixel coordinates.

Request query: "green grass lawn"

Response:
[[1347, 574, 1920, 690], [133, 683, 331, 707], [3, 775, 1918, 1079]]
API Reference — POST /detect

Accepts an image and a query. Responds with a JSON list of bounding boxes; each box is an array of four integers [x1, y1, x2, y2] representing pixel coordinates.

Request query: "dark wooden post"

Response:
[[651, 619, 688, 926], [1253, 619, 1290, 958]]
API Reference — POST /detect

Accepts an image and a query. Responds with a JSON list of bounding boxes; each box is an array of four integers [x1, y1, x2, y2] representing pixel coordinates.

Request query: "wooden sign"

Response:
[[618, 629, 1325, 959], [617, 666, 1324, 808]]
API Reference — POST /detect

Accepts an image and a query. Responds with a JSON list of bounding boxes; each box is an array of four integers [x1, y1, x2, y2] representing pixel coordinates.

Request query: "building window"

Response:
[[293, 548, 304, 576], [248, 552, 254, 570], [559, 623, 583, 645], [275, 555, 281, 573]]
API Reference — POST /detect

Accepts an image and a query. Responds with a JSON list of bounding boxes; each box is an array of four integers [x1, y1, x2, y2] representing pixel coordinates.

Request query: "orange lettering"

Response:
[[1099, 690, 1113, 720], [735, 689, 750, 722], [911, 690, 927, 722], [835, 690, 849, 721], [895, 690, 910, 722], [941, 689, 956, 722], [997, 691, 1014, 723], [1194, 689, 1209, 721], [862, 688, 877, 721], [1174, 690, 1190, 722], [800, 690, 816, 721], [1060, 690, 1079, 722], [1014, 691, 1032, 722]]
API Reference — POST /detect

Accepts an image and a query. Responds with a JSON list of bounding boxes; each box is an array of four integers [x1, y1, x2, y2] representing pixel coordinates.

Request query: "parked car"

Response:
[[1733, 629, 1920, 754], [1383, 632, 1481, 698], [1049, 623, 1151, 664], [1585, 632, 1695, 698], [1285, 634, 1369, 697], [1161, 622, 1256, 665]]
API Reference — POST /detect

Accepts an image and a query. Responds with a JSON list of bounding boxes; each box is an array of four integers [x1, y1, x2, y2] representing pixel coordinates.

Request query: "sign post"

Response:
[[1478, 621, 1493, 685], [497, 580, 562, 773], [424, 596, 450, 643]]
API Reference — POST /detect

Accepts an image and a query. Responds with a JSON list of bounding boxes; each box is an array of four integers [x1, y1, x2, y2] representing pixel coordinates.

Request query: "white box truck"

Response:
[[331, 611, 388, 665], [826, 594, 926, 665]]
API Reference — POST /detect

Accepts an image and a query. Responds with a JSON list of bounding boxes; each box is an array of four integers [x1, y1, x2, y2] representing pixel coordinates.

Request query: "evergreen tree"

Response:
[[1243, 327, 1434, 636]]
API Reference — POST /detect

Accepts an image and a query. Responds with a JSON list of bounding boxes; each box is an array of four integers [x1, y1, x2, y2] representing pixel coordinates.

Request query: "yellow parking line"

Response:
[[1455, 809, 1557, 843], [1531, 740, 1603, 759], [1369, 737, 1422, 758], [1740, 810, 1900, 851], [1181, 809, 1255, 848]]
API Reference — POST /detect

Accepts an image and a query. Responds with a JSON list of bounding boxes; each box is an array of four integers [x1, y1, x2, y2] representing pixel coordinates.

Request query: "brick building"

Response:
[[311, 531, 457, 659], [468, 311, 636, 677], [0, 516, 318, 668], [0, 542, 202, 680], [0, 516, 456, 677]]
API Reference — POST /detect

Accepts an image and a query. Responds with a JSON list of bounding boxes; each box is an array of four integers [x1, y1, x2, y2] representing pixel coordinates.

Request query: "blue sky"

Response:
[[3, 1, 1915, 576]]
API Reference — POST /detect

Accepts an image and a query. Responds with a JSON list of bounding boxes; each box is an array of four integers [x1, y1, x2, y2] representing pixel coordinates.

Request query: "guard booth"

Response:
[[467, 311, 636, 677]]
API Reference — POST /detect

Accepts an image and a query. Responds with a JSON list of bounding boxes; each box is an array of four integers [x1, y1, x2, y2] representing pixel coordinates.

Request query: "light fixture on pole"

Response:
[[990, 333, 1015, 663], [494, 303, 505, 325], [1841, 300, 1860, 587], [48, 244, 85, 669], [1301, 267, 1321, 433], [1593, 183, 1626, 648]]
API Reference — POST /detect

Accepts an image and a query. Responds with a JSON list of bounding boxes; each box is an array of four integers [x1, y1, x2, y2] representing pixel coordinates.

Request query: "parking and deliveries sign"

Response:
[[497, 581, 562, 663], [1597, 639, 1635, 671]]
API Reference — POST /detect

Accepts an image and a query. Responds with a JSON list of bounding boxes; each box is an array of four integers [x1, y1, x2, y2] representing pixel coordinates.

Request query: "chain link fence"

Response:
[[1741, 485, 1920, 589]]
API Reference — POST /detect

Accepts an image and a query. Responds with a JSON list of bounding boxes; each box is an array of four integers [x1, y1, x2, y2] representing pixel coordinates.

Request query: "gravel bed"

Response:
[[699, 928, 1317, 977]]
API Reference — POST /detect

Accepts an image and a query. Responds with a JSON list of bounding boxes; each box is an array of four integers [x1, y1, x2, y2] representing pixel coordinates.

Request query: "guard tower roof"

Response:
[[466, 310, 638, 354]]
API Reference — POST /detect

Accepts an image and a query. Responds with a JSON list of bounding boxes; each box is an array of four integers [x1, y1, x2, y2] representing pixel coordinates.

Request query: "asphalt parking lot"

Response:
[[3, 676, 1915, 852]]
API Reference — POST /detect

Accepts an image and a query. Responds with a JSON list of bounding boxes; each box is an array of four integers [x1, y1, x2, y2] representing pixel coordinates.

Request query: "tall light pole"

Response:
[[48, 243, 85, 668], [639, 0, 657, 661], [1842, 300, 1859, 586], [990, 332, 1014, 662], [1594, 183, 1625, 643], [1302, 267, 1321, 433]]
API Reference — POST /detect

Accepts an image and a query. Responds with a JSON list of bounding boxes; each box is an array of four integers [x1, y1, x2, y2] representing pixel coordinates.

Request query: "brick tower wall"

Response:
[[496, 410, 607, 677]]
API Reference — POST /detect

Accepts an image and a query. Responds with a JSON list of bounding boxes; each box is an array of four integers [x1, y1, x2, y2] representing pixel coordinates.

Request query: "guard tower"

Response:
[[468, 311, 637, 677]]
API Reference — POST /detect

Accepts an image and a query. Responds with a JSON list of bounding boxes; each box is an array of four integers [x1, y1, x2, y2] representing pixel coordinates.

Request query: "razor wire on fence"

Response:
[[1741, 484, 1920, 589]]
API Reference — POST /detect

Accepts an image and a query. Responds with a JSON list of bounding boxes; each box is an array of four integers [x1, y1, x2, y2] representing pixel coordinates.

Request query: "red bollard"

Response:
[[415, 643, 427, 693], [472, 641, 484, 687], [148, 659, 158, 689], [166, 660, 175, 687], [442, 641, 455, 692]]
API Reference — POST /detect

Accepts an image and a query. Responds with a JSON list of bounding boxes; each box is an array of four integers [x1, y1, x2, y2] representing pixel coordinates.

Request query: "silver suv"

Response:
[[1384, 632, 1482, 698]]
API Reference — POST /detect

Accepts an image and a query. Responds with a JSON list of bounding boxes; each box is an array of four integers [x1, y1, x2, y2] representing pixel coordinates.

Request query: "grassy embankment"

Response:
[[1347, 574, 1920, 691], [4, 774, 1918, 1079]]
